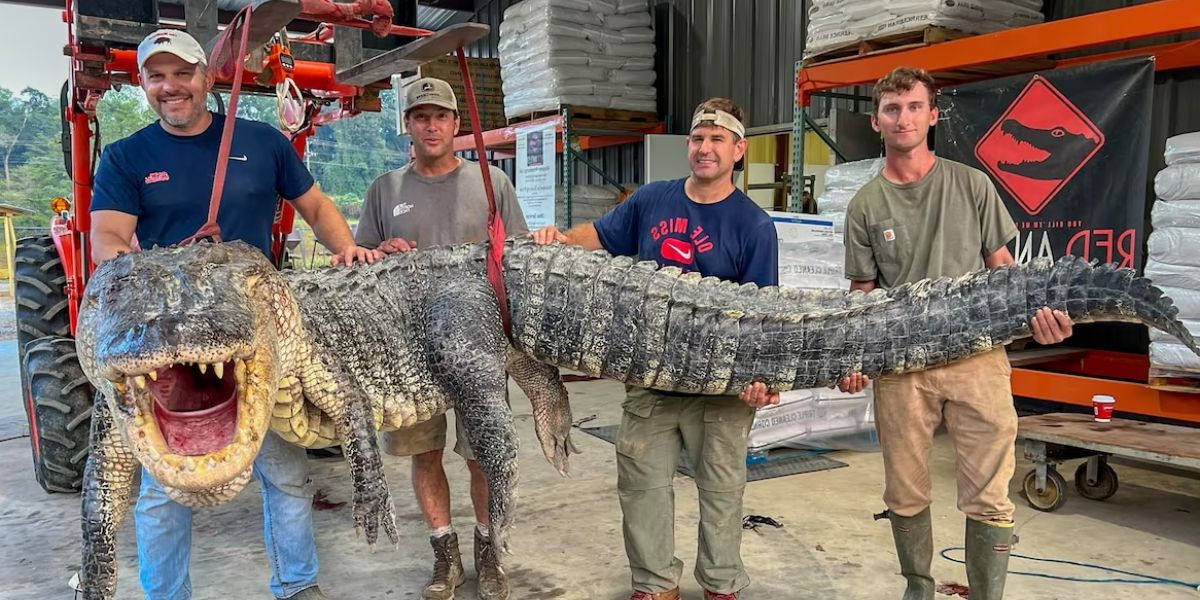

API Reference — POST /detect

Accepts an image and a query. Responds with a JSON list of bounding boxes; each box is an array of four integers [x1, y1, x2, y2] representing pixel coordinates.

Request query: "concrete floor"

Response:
[[2, 373, 1200, 599]]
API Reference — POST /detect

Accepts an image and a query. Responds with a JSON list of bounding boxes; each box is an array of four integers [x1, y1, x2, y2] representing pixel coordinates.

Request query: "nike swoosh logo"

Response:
[[677, 247, 692, 261], [229, 155, 248, 161]]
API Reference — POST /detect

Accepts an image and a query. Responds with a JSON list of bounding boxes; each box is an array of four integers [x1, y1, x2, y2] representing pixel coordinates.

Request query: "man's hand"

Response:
[[835, 372, 871, 394], [377, 238, 416, 254], [1031, 307, 1073, 345], [740, 382, 781, 408], [330, 245, 383, 267], [529, 225, 567, 245]]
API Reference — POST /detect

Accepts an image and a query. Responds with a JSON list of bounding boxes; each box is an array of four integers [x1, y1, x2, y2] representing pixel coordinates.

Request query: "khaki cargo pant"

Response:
[[874, 347, 1018, 521], [616, 387, 756, 595]]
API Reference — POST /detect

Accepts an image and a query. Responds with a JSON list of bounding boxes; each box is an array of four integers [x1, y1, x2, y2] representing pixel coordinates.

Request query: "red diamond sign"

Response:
[[974, 75, 1104, 216]]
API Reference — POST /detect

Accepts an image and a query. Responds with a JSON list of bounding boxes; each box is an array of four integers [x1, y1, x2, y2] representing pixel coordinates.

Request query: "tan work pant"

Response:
[[874, 348, 1017, 522], [615, 387, 756, 595]]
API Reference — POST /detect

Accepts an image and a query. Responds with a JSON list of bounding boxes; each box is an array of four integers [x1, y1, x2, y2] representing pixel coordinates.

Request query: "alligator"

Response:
[[997, 118, 1100, 180], [74, 238, 1199, 599]]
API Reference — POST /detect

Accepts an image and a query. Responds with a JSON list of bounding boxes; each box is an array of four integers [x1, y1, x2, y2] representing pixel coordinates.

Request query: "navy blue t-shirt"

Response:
[[90, 113, 314, 259], [593, 178, 779, 287]]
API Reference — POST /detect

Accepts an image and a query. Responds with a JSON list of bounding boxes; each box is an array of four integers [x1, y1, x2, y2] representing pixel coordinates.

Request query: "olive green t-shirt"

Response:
[[843, 158, 1017, 290]]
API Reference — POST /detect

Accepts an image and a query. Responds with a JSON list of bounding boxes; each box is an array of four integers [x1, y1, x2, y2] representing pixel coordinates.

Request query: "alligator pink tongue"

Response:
[[153, 389, 238, 456]]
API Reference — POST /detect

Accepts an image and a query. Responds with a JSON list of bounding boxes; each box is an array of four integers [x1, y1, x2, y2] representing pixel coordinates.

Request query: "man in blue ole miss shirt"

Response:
[[531, 98, 779, 600]]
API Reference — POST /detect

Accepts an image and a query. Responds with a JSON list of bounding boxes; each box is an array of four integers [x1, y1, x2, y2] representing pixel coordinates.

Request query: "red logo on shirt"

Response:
[[144, 171, 170, 184], [648, 217, 715, 267], [660, 237, 694, 264]]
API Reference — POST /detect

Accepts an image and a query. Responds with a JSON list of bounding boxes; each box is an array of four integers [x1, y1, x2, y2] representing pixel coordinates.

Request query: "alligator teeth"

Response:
[[184, 457, 197, 472], [148, 370, 158, 381], [235, 359, 247, 385], [198, 363, 207, 375], [114, 382, 128, 395], [133, 375, 147, 390], [213, 362, 224, 379]]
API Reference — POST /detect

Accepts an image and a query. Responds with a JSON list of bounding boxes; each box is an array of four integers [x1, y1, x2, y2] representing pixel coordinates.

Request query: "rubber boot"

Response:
[[423, 532, 467, 600], [474, 526, 509, 600], [887, 508, 935, 600], [964, 519, 1013, 600]]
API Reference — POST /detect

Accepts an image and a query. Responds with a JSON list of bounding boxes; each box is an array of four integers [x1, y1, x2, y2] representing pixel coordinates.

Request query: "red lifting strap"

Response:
[[181, 5, 254, 246], [457, 48, 512, 338]]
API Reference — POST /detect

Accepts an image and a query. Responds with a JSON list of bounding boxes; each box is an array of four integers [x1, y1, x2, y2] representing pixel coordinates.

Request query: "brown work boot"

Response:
[[629, 589, 680, 600], [423, 532, 466, 600], [704, 592, 738, 600], [474, 526, 509, 600]]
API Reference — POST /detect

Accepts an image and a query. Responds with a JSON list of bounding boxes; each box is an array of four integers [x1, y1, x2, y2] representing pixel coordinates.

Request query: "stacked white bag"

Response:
[[817, 157, 884, 234], [498, 0, 657, 120], [805, 0, 1045, 59], [1145, 131, 1200, 373]]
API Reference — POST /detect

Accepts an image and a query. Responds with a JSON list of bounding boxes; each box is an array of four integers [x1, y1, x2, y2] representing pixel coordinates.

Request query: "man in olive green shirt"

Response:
[[842, 67, 1074, 600]]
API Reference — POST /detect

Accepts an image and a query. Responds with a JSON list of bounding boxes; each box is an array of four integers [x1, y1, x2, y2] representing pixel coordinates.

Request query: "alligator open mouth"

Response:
[[108, 354, 268, 487], [148, 360, 241, 455]]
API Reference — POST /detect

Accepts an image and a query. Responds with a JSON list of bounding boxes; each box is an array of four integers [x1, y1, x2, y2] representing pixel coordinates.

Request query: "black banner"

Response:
[[935, 57, 1154, 270]]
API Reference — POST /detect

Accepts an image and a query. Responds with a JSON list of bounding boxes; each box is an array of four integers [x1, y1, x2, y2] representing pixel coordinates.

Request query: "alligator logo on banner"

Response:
[[936, 57, 1153, 270], [974, 76, 1104, 215]]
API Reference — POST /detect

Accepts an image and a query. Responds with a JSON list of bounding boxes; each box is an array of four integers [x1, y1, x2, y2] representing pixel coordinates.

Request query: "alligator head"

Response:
[[76, 241, 288, 497], [997, 119, 1099, 180]]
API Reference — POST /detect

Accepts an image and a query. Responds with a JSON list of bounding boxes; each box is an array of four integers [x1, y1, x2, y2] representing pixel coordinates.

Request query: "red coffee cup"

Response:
[[1092, 395, 1115, 422]]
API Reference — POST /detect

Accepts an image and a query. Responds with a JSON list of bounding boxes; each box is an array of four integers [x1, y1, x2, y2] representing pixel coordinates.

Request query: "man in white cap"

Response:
[[90, 28, 377, 600], [355, 77, 526, 600], [529, 98, 780, 600]]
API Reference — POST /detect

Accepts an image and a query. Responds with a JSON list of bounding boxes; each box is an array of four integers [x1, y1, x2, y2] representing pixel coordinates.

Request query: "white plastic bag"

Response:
[[609, 69, 656, 85], [603, 42, 656, 58], [1158, 285, 1200, 320], [616, 0, 649, 14], [622, 27, 656, 44], [1150, 341, 1200, 372], [603, 11, 652, 28], [824, 158, 884, 190], [1165, 131, 1200, 165], [1151, 200, 1200, 229], [1155, 164, 1200, 201], [1148, 227, 1200, 268]]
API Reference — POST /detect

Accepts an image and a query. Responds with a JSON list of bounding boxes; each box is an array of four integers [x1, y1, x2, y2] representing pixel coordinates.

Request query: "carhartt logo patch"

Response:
[[393, 202, 413, 217], [144, 171, 170, 184], [883, 228, 896, 242]]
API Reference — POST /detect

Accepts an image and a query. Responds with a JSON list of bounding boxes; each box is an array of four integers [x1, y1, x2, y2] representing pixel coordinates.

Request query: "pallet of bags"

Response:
[[1146, 132, 1200, 384], [497, 0, 657, 120], [805, 0, 1045, 62], [817, 157, 884, 234]]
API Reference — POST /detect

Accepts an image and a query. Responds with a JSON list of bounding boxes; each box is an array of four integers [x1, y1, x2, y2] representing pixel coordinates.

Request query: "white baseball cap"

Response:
[[137, 29, 208, 70]]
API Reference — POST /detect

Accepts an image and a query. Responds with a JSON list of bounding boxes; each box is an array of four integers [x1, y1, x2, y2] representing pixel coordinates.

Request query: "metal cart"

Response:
[[1017, 413, 1200, 512]]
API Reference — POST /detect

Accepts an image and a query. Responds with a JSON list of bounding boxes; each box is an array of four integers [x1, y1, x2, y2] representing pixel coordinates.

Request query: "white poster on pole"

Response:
[[516, 121, 557, 230]]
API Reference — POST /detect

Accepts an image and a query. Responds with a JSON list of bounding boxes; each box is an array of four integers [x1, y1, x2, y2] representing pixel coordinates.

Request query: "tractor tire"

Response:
[[14, 235, 70, 351], [22, 337, 93, 493]]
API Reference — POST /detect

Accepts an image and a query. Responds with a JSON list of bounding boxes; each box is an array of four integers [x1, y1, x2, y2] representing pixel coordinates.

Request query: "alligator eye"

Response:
[[1051, 128, 1066, 138]]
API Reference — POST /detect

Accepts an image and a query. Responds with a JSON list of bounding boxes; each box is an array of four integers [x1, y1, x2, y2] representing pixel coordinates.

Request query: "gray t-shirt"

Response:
[[844, 158, 1017, 289], [355, 158, 529, 249]]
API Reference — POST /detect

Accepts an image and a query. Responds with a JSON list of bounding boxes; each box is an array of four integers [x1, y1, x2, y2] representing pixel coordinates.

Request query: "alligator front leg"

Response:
[[507, 349, 578, 476], [426, 277, 519, 554], [304, 361, 398, 549], [80, 393, 138, 600]]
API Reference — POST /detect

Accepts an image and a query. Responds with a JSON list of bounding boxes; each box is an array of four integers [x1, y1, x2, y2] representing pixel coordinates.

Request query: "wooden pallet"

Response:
[[507, 106, 659, 132], [803, 26, 973, 66], [1149, 367, 1200, 394]]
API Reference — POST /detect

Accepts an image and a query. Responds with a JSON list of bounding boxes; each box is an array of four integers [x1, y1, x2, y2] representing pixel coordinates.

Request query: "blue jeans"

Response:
[[135, 432, 320, 600]]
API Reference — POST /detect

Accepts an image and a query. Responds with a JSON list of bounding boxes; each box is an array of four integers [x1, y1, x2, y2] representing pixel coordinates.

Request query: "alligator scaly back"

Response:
[[495, 240, 1198, 392]]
